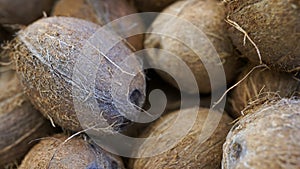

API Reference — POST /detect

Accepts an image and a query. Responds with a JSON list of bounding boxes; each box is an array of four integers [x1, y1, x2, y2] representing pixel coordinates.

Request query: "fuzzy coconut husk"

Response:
[[226, 0, 300, 72], [19, 134, 125, 169], [6, 17, 146, 132], [133, 0, 178, 12], [0, 0, 56, 25], [228, 65, 300, 118], [52, 0, 144, 51], [145, 0, 244, 94], [128, 108, 233, 169], [223, 98, 300, 169], [0, 70, 55, 168]]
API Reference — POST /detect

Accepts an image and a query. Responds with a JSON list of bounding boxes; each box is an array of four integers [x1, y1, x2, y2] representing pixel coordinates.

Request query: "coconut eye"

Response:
[[111, 161, 118, 169], [230, 142, 243, 161], [129, 89, 143, 106]]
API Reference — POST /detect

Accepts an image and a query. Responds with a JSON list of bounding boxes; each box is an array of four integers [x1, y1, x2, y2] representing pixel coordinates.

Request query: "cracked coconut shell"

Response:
[[145, 0, 243, 94], [223, 98, 300, 169], [7, 17, 146, 132], [129, 108, 233, 169], [52, 0, 144, 51], [19, 134, 125, 169], [226, 0, 300, 72]]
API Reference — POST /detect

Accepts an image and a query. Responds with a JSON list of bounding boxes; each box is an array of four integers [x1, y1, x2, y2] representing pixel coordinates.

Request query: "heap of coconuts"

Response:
[[0, 0, 299, 168]]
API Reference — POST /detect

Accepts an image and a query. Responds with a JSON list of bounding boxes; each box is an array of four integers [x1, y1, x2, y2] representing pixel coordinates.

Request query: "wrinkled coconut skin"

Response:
[[223, 99, 300, 169]]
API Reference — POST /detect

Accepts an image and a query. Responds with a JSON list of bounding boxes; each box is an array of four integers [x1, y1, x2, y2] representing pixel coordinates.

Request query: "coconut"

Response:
[[129, 108, 233, 169], [145, 0, 243, 94], [0, 0, 56, 25], [223, 98, 300, 169], [7, 17, 146, 132], [133, 0, 178, 12], [0, 70, 55, 168], [19, 134, 125, 169], [52, 0, 144, 51], [226, 0, 300, 72], [228, 65, 300, 118]]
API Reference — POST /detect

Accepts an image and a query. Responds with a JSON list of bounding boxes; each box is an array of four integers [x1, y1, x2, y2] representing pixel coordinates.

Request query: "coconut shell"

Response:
[[145, 0, 243, 94], [0, 0, 56, 25], [228, 65, 300, 118], [8, 17, 146, 132], [19, 134, 125, 169], [0, 70, 55, 168], [128, 108, 233, 169], [133, 0, 178, 12], [226, 0, 300, 72], [223, 98, 300, 169], [52, 0, 144, 51]]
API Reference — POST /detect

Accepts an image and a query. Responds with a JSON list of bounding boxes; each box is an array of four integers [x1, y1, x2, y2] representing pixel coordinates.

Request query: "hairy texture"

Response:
[[145, 0, 243, 94], [133, 0, 178, 12], [228, 65, 300, 118], [129, 108, 233, 169], [0, 70, 55, 168], [8, 17, 146, 132], [19, 134, 125, 169], [0, 0, 56, 25], [52, 0, 144, 51], [226, 0, 300, 72], [223, 99, 300, 169], [228, 65, 300, 117]]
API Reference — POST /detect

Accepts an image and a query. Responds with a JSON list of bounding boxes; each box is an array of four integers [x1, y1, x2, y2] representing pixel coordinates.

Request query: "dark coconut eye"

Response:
[[129, 89, 143, 106], [230, 142, 243, 161], [111, 161, 119, 169]]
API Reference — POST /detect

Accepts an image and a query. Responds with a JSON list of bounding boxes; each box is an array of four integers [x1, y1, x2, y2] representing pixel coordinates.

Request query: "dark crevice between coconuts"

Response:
[[97, 102, 132, 132], [88, 141, 123, 169]]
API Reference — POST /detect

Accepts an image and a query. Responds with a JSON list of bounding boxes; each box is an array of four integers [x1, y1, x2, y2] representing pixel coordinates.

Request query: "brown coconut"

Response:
[[128, 108, 233, 169], [228, 65, 300, 118], [19, 134, 125, 169], [145, 0, 243, 94], [226, 0, 300, 72], [0, 0, 56, 25], [133, 0, 178, 12], [223, 98, 300, 169], [52, 0, 144, 51], [0, 70, 55, 168], [6, 17, 146, 132]]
